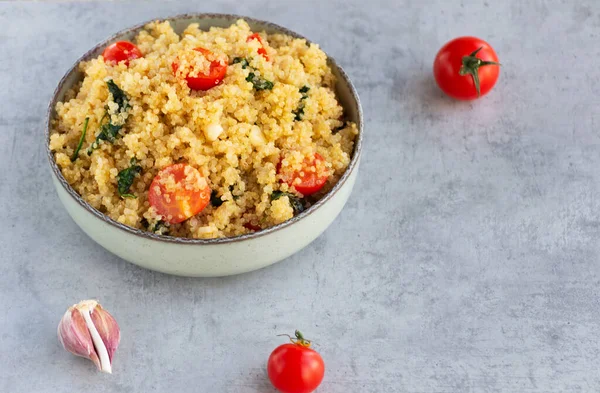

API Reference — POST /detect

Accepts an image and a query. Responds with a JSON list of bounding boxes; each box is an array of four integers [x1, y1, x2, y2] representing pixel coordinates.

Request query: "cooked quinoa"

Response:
[[50, 19, 357, 239]]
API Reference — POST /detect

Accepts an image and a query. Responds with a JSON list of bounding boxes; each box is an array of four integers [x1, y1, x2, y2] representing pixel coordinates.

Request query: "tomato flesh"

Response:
[[267, 343, 325, 393], [172, 47, 228, 91], [279, 153, 328, 196], [247, 33, 269, 61], [148, 164, 210, 224], [102, 41, 142, 66], [433, 36, 499, 100]]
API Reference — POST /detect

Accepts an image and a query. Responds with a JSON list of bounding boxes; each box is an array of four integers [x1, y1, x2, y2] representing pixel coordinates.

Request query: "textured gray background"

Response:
[[2, 0, 600, 392]]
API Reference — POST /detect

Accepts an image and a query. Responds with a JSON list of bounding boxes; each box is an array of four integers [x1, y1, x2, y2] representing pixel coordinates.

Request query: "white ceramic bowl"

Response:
[[46, 14, 363, 277]]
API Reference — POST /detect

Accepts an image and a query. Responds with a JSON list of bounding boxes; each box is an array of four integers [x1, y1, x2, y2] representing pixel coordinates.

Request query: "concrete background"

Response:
[[2, 0, 600, 392]]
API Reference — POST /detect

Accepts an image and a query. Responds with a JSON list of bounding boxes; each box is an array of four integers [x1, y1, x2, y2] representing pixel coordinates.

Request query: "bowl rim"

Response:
[[46, 12, 363, 245]]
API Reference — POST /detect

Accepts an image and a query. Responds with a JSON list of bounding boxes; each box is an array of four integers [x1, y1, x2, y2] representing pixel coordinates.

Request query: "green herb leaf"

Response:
[[87, 122, 122, 155], [246, 72, 274, 91], [152, 220, 168, 234], [117, 158, 142, 198], [141, 218, 169, 234], [70, 117, 89, 162], [293, 106, 305, 121], [235, 58, 273, 90], [293, 86, 310, 121], [87, 81, 131, 155], [107, 79, 130, 111], [271, 191, 306, 214], [210, 190, 224, 207], [211, 185, 240, 206], [232, 57, 250, 69], [229, 184, 240, 200]]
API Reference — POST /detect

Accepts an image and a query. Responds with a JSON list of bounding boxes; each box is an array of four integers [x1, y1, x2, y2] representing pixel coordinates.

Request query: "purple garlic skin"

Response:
[[58, 300, 120, 373]]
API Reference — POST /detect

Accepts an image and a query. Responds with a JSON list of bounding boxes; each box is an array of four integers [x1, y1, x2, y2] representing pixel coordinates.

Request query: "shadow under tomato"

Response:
[[416, 74, 469, 109]]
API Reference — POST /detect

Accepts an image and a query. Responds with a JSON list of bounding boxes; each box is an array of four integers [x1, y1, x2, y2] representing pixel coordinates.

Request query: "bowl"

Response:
[[46, 13, 363, 277]]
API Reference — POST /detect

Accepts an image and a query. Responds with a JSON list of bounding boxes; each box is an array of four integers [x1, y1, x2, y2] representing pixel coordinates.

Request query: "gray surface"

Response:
[[1, 0, 600, 392]]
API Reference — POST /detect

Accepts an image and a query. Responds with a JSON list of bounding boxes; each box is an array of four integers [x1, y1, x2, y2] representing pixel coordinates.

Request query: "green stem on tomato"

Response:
[[277, 330, 312, 347], [458, 46, 501, 97]]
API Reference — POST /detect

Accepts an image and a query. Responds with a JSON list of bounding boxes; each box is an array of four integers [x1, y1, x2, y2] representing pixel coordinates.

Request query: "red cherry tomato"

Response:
[[278, 153, 328, 196], [102, 41, 143, 66], [247, 33, 269, 61], [172, 47, 228, 91], [267, 331, 325, 393], [148, 164, 211, 224], [433, 36, 500, 100]]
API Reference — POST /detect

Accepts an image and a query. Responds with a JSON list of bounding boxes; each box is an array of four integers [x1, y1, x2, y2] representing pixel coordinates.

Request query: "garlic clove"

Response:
[[57, 306, 101, 370], [89, 302, 120, 364], [57, 300, 120, 374]]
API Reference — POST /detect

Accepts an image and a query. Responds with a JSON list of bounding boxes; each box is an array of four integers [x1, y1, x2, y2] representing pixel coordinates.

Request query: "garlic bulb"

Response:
[[57, 300, 120, 373]]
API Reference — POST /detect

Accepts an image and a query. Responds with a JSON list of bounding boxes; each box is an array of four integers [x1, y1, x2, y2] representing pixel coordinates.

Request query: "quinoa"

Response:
[[50, 19, 358, 239]]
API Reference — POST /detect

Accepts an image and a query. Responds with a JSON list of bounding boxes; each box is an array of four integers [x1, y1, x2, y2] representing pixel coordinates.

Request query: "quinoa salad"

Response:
[[50, 19, 358, 239]]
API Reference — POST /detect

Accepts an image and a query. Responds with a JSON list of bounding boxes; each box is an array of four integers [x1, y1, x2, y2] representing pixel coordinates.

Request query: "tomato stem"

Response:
[[459, 46, 501, 97], [277, 330, 312, 348]]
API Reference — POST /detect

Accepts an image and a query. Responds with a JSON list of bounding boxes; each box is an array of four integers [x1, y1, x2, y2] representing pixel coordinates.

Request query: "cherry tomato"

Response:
[[278, 153, 328, 196], [102, 41, 143, 66], [267, 331, 325, 393], [433, 36, 500, 100], [148, 164, 211, 224], [247, 33, 269, 61], [172, 47, 228, 91]]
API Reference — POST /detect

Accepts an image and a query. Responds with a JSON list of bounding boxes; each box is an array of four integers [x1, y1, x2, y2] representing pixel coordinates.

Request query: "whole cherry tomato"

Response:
[[102, 41, 143, 66], [267, 330, 325, 393], [433, 36, 500, 100]]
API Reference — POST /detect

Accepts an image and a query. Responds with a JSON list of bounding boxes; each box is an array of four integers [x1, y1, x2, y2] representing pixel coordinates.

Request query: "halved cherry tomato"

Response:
[[102, 41, 143, 66], [267, 331, 325, 393], [433, 36, 500, 100], [171, 47, 228, 91], [247, 33, 269, 61], [278, 153, 328, 196], [148, 164, 211, 224]]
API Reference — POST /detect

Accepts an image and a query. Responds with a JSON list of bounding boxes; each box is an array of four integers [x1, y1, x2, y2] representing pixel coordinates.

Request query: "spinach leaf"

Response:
[[293, 107, 305, 121], [271, 191, 306, 214], [246, 72, 274, 91], [229, 184, 240, 200], [117, 158, 142, 198], [211, 185, 240, 207], [152, 220, 168, 234], [106, 79, 130, 111], [70, 117, 89, 162], [233, 57, 274, 90], [87, 80, 131, 155], [210, 190, 224, 207], [293, 86, 310, 121], [96, 122, 121, 143], [232, 57, 250, 69]]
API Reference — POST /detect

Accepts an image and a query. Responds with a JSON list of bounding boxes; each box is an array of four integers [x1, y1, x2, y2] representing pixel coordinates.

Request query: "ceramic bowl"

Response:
[[46, 13, 363, 277]]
